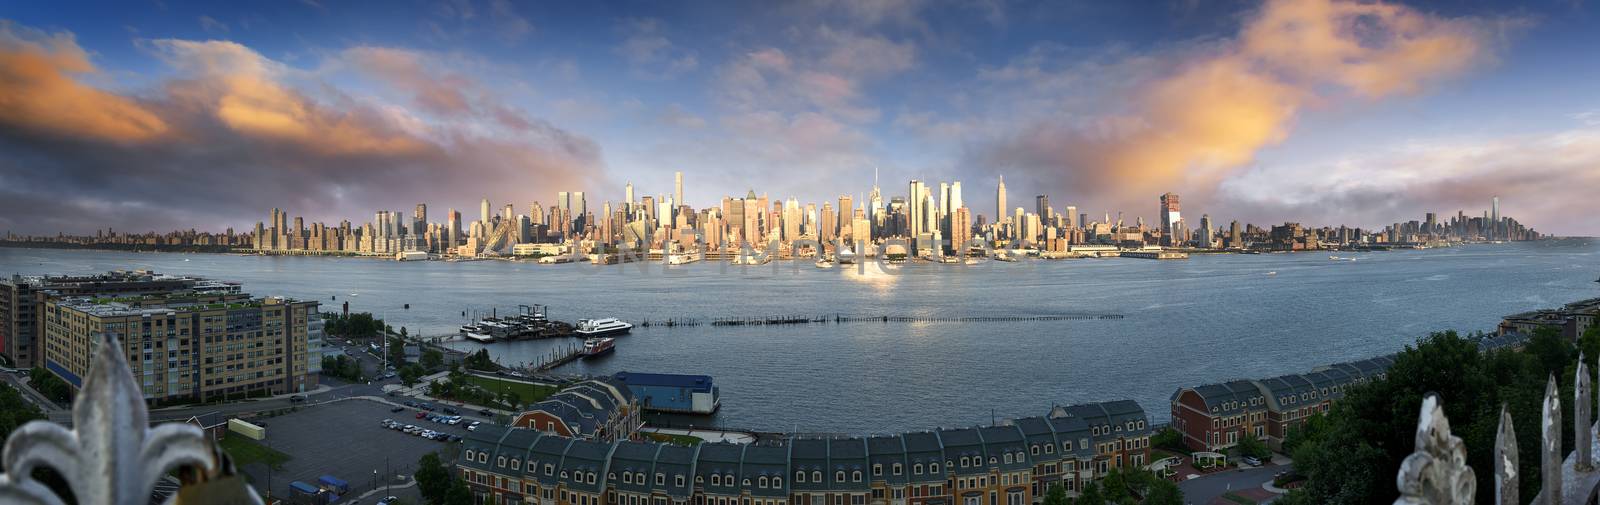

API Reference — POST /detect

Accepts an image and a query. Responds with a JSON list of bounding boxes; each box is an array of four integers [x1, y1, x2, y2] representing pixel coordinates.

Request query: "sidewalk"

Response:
[[642, 426, 757, 444]]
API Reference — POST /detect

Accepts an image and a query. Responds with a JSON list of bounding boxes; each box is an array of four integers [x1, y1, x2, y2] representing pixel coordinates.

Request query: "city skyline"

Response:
[[2, 0, 1600, 237]]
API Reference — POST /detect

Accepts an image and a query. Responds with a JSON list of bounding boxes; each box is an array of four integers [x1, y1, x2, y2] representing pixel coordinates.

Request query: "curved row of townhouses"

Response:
[[459, 400, 1154, 505]]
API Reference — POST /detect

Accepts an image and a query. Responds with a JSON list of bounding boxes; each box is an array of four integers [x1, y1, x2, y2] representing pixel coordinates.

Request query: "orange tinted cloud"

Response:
[[979, 0, 1492, 209], [0, 22, 168, 142], [151, 39, 430, 157]]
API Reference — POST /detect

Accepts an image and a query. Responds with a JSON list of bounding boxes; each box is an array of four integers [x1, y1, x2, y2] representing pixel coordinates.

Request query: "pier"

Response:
[[529, 343, 585, 372], [637, 312, 1124, 328]]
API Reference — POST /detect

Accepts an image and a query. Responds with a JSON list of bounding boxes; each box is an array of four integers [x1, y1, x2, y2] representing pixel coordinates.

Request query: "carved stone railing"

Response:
[[0, 334, 262, 505], [1394, 354, 1600, 505]]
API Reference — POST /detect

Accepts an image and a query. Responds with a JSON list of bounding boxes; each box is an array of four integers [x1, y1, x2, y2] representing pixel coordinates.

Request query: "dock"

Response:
[[530, 343, 585, 372], [637, 312, 1124, 328]]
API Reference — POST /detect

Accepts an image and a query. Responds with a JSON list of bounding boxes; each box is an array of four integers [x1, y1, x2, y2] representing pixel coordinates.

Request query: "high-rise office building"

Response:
[[996, 175, 1008, 226], [1159, 193, 1181, 246], [480, 198, 491, 233], [908, 180, 927, 239], [1491, 196, 1500, 239], [1035, 195, 1050, 221], [625, 182, 634, 205], [413, 204, 427, 236], [674, 172, 684, 210]]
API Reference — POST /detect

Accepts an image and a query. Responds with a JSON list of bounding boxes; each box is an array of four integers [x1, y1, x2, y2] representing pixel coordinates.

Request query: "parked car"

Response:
[[288, 395, 306, 403], [466, 424, 479, 431], [1242, 456, 1262, 467], [420, 403, 436, 411], [415, 411, 426, 419], [442, 407, 460, 415], [377, 496, 399, 505], [389, 406, 404, 413], [402, 401, 416, 407], [478, 408, 493, 416]]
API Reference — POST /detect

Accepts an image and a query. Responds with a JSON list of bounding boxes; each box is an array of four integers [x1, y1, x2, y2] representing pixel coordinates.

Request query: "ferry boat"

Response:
[[575, 318, 633, 337], [667, 252, 703, 265], [581, 337, 616, 359]]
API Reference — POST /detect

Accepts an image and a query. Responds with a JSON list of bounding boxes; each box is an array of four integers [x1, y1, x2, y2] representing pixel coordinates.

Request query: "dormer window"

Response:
[[913, 464, 923, 475], [892, 463, 902, 475], [676, 475, 685, 487], [836, 471, 845, 482], [774, 477, 782, 488], [760, 476, 769, 488], [712, 474, 721, 486], [872, 464, 882, 476], [624, 473, 633, 484], [796, 471, 805, 483], [852, 471, 861, 482], [813, 471, 822, 483], [1003, 454, 1012, 464]]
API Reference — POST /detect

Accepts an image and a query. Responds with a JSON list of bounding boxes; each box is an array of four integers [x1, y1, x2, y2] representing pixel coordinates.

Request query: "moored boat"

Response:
[[575, 318, 633, 337], [582, 337, 616, 358]]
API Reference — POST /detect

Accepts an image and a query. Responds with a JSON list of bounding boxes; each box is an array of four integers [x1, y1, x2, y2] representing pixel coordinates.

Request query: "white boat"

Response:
[[815, 259, 834, 269], [575, 318, 633, 337], [667, 252, 703, 265], [463, 332, 495, 343]]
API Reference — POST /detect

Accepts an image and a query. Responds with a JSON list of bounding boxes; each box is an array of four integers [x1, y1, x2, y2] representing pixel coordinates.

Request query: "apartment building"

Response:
[[40, 290, 318, 403], [459, 400, 1153, 505]]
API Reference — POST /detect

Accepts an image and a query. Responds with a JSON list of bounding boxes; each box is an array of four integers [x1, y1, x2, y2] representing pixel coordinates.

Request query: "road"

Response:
[[1178, 464, 1286, 504]]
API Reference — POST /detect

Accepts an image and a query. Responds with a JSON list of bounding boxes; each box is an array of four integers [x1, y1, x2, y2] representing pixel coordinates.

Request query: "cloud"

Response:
[[613, 18, 698, 80], [0, 22, 170, 143], [487, 0, 533, 43], [0, 21, 605, 234], [966, 0, 1496, 220], [198, 15, 229, 34], [1217, 126, 1600, 236], [341, 46, 473, 117]]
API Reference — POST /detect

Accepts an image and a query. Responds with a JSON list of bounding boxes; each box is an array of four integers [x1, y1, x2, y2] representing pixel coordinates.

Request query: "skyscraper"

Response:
[[674, 171, 684, 210], [1035, 195, 1050, 220], [413, 204, 427, 236], [908, 180, 926, 239], [1159, 193, 1181, 246], [996, 175, 1008, 226], [480, 198, 491, 233], [625, 182, 634, 205], [1491, 196, 1500, 239]]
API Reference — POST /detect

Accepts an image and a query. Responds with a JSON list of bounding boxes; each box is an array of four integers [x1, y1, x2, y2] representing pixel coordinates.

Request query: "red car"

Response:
[[415, 411, 426, 419]]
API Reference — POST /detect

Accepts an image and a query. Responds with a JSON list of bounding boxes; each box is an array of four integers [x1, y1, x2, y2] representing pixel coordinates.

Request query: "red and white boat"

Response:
[[582, 337, 615, 359]]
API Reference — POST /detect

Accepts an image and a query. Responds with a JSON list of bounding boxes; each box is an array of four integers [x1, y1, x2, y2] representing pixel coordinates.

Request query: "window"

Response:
[[988, 457, 997, 465], [913, 464, 923, 475], [813, 471, 822, 483], [836, 471, 845, 483], [873, 464, 882, 476], [465, 450, 475, 461], [677, 475, 686, 487], [712, 475, 721, 486], [760, 476, 769, 488], [852, 471, 861, 482], [624, 472, 633, 484], [774, 477, 782, 488], [1044, 444, 1054, 454], [930, 463, 940, 474], [1030, 445, 1039, 456], [512, 459, 520, 470], [479, 453, 489, 464], [1003, 454, 1012, 464], [796, 471, 806, 483], [892, 463, 902, 475]]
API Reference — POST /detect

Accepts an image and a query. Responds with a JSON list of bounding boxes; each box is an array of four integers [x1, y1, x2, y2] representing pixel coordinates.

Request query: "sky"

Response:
[[1, 0, 1597, 236]]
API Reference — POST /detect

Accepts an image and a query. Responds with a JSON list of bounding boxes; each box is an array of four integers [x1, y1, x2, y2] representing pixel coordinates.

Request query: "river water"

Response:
[[4, 240, 1597, 434]]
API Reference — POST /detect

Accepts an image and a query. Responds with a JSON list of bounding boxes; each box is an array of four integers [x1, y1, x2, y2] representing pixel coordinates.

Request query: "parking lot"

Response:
[[237, 398, 473, 500]]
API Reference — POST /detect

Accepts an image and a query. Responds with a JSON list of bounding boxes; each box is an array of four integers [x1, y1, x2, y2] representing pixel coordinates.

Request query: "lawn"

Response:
[[220, 435, 291, 471], [459, 374, 561, 404], [644, 432, 704, 446], [1221, 492, 1257, 505]]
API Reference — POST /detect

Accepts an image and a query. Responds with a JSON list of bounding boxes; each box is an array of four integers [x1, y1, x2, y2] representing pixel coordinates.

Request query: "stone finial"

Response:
[[0, 334, 262, 505], [1579, 354, 1594, 472], [1496, 406, 1518, 505], [1395, 394, 1477, 505], [1544, 375, 1563, 505]]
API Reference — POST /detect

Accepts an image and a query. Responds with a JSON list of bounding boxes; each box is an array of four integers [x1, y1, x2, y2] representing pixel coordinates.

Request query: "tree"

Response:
[[388, 336, 408, 366], [1149, 427, 1185, 453], [1144, 480, 1182, 505], [422, 349, 444, 371], [1283, 329, 1583, 503], [415, 452, 450, 504], [444, 478, 472, 505], [1042, 484, 1068, 505], [0, 382, 45, 456], [400, 363, 426, 387], [1075, 481, 1104, 505], [27, 367, 71, 403], [463, 349, 497, 371], [1235, 434, 1271, 461]]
